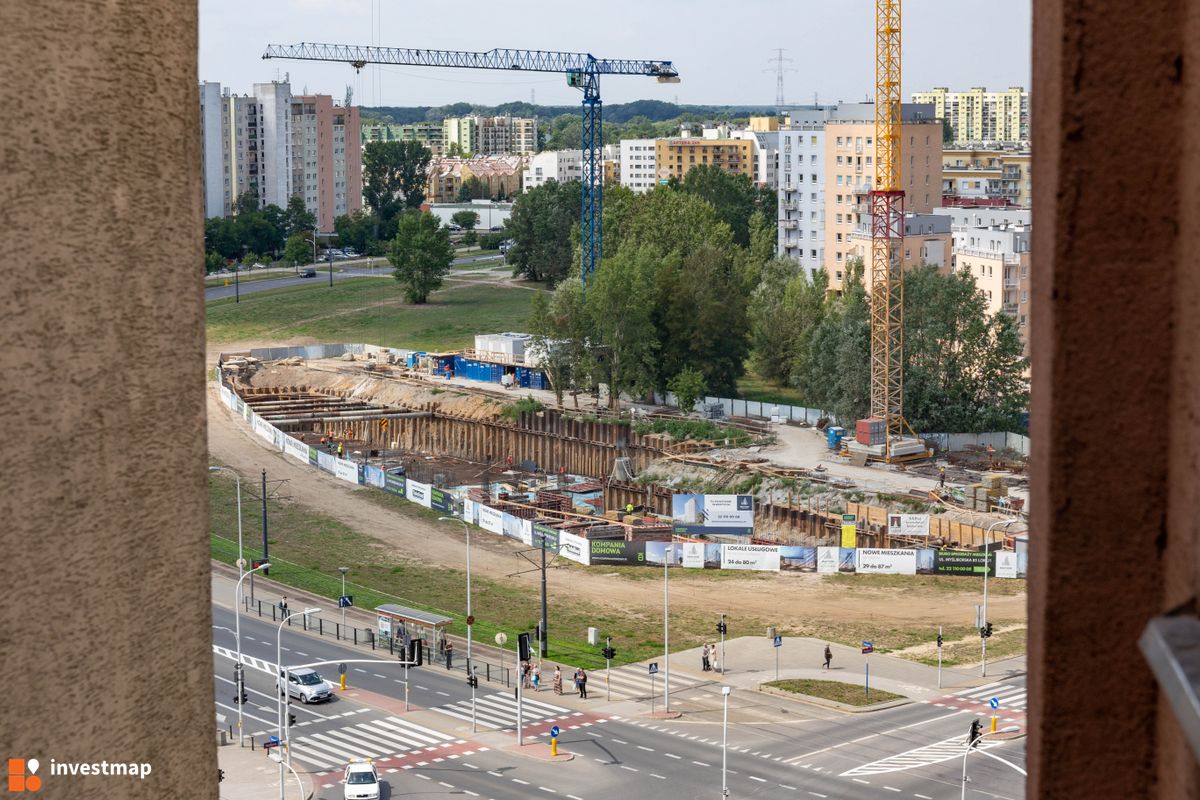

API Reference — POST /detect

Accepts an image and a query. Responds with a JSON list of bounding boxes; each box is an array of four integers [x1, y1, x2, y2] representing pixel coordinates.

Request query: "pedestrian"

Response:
[[522, 661, 532, 690], [823, 644, 833, 670], [532, 663, 541, 691], [553, 666, 563, 695], [710, 643, 720, 673], [702, 643, 711, 672], [573, 668, 582, 696], [337, 441, 344, 459], [279, 596, 289, 615], [445, 641, 454, 670], [579, 668, 588, 699]]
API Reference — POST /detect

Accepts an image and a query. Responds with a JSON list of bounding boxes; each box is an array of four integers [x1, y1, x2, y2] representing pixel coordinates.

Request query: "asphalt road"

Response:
[[212, 605, 1025, 800], [204, 254, 504, 302]]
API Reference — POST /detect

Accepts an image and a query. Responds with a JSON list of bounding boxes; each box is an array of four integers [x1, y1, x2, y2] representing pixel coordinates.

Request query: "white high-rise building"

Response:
[[619, 138, 658, 192], [522, 149, 582, 191], [777, 108, 830, 275]]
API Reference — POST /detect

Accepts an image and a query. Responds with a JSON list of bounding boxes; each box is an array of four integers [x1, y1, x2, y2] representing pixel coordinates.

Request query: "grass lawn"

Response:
[[204, 269, 298, 287], [821, 573, 1027, 597], [736, 370, 810, 406], [763, 679, 903, 706], [209, 471, 764, 670], [206, 278, 540, 351], [917, 626, 1028, 667]]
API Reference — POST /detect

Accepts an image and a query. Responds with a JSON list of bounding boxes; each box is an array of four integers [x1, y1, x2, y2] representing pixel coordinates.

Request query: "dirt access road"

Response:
[[206, 341, 1026, 633]]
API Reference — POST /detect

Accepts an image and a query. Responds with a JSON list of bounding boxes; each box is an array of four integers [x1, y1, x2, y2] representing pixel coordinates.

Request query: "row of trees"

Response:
[[204, 193, 316, 266], [518, 166, 1027, 432]]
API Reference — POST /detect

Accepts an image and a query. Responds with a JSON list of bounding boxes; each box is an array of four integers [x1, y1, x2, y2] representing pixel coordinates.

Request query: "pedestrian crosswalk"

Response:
[[949, 681, 1028, 712], [431, 691, 579, 730], [283, 715, 460, 770], [597, 663, 711, 701], [840, 734, 1000, 777]]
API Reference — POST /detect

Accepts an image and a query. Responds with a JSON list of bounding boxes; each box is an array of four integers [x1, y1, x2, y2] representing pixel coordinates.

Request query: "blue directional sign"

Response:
[[338, 595, 354, 608], [989, 697, 1000, 710], [773, 635, 783, 648], [550, 725, 560, 738], [862, 641, 874, 654], [264, 735, 280, 749]]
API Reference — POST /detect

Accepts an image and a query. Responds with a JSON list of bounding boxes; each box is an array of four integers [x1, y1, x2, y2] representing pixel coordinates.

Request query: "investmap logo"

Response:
[[6, 759, 41, 792], [6, 756, 152, 792]]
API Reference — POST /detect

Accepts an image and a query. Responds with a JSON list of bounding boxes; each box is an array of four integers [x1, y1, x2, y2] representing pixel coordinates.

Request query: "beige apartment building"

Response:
[[844, 212, 953, 288], [290, 95, 362, 232], [823, 113, 943, 291], [942, 147, 1031, 207], [361, 122, 444, 156], [425, 155, 524, 204], [443, 115, 538, 156], [654, 137, 754, 182], [911, 86, 1029, 144]]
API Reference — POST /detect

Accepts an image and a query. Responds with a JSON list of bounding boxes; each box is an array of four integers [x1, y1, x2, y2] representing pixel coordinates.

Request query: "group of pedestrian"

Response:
[[519, 662, 581, 696], [573, 667, 588, 698], [701, 642, 721, 672]]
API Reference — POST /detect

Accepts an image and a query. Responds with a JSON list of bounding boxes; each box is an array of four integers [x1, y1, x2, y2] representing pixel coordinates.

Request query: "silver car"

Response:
[[277, 667, 333, 703]]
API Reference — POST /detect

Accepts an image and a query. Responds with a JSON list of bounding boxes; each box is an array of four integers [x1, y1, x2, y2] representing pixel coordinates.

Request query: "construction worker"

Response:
[[938, 467, 946, 489], [337, 441, 344, 459]]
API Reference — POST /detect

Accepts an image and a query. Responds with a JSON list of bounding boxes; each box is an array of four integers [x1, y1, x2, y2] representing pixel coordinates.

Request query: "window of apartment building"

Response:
[[836, 270, 843, 281], [836, 213, 843, 223], [836, 252, 843, 262], [836, 194, 843, 203], [810, 136, 817, 145], [836, 137, 843, 146], [837, 175, 843, 185], [811, 250, 817, 258], [811, 174, 817, 182], [811, 193, 817, 201], [836, 233, 843, 242], [837, 156, 844, 165]]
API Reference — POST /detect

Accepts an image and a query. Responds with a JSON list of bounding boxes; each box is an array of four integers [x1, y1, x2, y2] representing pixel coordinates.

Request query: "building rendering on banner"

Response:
[[199, 79, 361, 227], [911, 86, 1030, 145]]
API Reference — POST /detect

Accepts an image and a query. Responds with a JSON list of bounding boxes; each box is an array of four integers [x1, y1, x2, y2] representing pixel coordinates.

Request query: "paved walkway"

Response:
[[218, 740, 312, 800]]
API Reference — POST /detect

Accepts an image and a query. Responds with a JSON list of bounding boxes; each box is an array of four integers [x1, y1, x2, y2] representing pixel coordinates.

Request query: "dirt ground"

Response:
[[207, 341, 1026, 633]]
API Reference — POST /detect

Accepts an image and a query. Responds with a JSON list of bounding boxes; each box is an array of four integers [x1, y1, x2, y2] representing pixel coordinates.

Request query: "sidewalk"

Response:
[[218, 740, 311, 800], [655, 636, 1023, 701]]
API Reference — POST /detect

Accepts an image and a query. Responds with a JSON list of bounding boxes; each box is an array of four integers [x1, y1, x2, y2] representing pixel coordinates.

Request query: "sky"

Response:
[[199, 0, 1031, 109]]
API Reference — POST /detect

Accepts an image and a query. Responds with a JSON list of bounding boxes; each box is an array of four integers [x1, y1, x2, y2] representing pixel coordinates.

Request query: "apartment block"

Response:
[[291, 95, 362, 232], [911, 86, 1029, 145], [654, 137, 754, 182], [442, 115, 538, 156], [777, 108, 829, 275], [823, 103, 944, 291], [620, 138, 659, 192], [361, 122, 444, 156], [844, 212, 953, 287], [523, 149, 582, 190], [942, 147, 1031, 207], [426, 155, 523, 204]]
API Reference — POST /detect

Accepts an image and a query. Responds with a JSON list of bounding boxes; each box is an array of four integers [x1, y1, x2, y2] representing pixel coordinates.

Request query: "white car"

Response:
[[343, 761, 380, 800], [277, 667, 333, 704]]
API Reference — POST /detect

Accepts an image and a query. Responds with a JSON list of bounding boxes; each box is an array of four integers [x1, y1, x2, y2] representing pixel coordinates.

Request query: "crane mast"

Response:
[[263, 43, 679, 285]]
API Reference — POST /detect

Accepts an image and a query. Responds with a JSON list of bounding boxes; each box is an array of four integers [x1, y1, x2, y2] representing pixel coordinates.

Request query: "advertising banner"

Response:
[[363, 465, 386, 489], [219, 384, 234, 408], [308, 446, 318, 466], [557, 531, 591, 565], [681, 541, 705, 569], [779, 546, 817, 572], [916, 548, 936, 574], [839, 548, 857, 572], [519, 518, 533, 546], [333, 459, 360, 485], [253, 415, 276, 444], [501, 512, 529, 543], [855, 548, 918, 575], [671, 494, 754, 535], [933, 549, 994, 576], [406, 479, 432, 508], [533, 524, 559, 551], [383, 472, 406, 496], [378, 615, 392, 638], [588, 539, 645, 565], [840, 514, 857, 548], [316, 451, 337, 473], [462, 499, 478, 525], [994, 551, 1018, 579], [887, 514, 930, 537], [429, 487, 452, 513], [283, 435, 309, 464], [479, 505, 504, 535], [816, 546, 840, 574], [720, 543, 781, 572]]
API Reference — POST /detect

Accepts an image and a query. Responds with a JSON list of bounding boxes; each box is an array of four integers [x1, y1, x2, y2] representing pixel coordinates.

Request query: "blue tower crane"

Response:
[[263, 43, 680, 285]]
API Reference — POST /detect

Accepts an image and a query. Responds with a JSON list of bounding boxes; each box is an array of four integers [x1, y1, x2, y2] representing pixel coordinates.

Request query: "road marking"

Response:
[[436, 691, 450, 697], [749, 776, 767, 783], [295, 652, 308, 657], [779, 785, 797, 791], [568, 796, 583, 800], [665, 753, 681, 759], [851, 735, 878, 743], [884, 787, 901, 793], [692, 761, 710, 767], [612, 738, 627, 744], [637, 745, 654, 752], [439, 781, 454, 788], [620, 765, 638, 772], [586, 732, 603, 738], [539, 787, 557, 793], [415, 774, 430, 781], [373, 673, 386, 679], [416, 685, 429, 690], [488, 771, 503, 777], [512, 778, 530, 785], [808, 793, 827, 798], [651, 774, 666, 780], [464, 792, 479, 797], [852, 778, 871, 785], [354, 668, 366, 673], [914, 795, 933, 799]]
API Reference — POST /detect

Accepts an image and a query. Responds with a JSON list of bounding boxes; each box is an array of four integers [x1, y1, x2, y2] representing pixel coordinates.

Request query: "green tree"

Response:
[[451, 210, 479, 231], [204, 251, 226, 273], [506, 180, 582, 284], [677, 165, 760, 247], [536, 279, 593, 408], [388, 210, 454, 303], [668, 367, 708, 414], [544, 116, 583, 151], [461, 230, 478, 248], [283, 233, 312, 266], [204, 217, 240, 259], [285, 195, 317, 236], [748, 258, 804, 383], [457, 177, 488, 201], [334, 210, 381, 256], [235, 190, 259, 215], [363, 140, 433, 223], [586, 246, 660, 407]]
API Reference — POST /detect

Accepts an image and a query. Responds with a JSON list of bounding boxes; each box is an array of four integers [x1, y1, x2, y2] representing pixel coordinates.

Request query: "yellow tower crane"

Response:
[[856, 0, 929, 462]]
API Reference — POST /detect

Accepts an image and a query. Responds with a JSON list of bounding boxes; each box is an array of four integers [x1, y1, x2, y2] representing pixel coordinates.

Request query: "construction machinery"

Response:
[[263, 43, 679, 286], [849, 0, 929, 462]]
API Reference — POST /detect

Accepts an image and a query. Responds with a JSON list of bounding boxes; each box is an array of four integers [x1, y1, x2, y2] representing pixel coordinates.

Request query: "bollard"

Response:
[[340, 673, 346, 691], [991, 715, 997, 733], [487, 663, 491, 683], [551, 737, 557, 757], [319, 619, 323, 636]]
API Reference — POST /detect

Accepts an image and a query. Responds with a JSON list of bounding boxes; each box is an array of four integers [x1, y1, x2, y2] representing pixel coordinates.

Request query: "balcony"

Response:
[[780, 219, 799, 230], [780, 201, 797, 211], [1002, 303, 1019, 316]]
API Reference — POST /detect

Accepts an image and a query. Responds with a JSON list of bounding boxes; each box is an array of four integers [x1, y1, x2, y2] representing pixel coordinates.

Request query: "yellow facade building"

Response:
[[654, 138, 754, 182], [911, 86, 1029, 144], [942, 147, 1031, 207]]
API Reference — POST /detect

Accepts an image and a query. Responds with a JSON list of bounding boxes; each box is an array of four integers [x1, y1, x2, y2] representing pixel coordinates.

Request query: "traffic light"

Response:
[[980, 626, 988, 639], [518, 632, 532, 662], [985, 622, 994, 638], [602, 646, 616, 660], [288, 713, 297, 727], [467, 674, 479, 688], [218, 769, 225, 783], [936, 633, 944, 648], [717, 621, 727, 635], [409, 638, 424, 666], [968, 719, 982, 748]]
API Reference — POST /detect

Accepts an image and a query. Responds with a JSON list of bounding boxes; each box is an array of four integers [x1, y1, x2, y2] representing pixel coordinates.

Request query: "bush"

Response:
[[631, 418, 751, 445], [500, 395, 545, 421], [479, 231, 507, 250]]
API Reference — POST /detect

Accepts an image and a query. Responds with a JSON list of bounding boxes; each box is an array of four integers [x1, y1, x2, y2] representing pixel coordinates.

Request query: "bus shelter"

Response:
[[375, 604, 453, 652]]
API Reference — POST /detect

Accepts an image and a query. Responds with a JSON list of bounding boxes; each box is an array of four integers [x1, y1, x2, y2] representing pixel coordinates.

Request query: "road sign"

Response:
[[466, 615, 475, 625], [264, 736, 280, 749], [773, 635, 783, 648], [862, 641, 874, 654], [550, 725, 560, 738], [495, 632, 508, 646], [648, 662, 659, 675], [338, 663, 347, 675], [989, 697, 1000, 710], [338, 595, 353, 608]]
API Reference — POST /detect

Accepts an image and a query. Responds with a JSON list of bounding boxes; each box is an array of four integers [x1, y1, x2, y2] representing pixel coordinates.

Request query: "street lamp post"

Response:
[[276, 607, 320, 800], [338, 566, 350, 631], [439, 516, 476, 733], [961, 726, 1024, 799], [982, 518, 1024, 676], [664, 542, 671, 713], [231, 562, 270, 745], [721, 686, 731, 799], [327, 249, 334, 288]]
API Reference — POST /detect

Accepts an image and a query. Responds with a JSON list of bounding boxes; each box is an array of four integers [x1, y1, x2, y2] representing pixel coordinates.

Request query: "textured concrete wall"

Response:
[[0, 2, 214, 799], [1030, 0, 1199, 796]]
